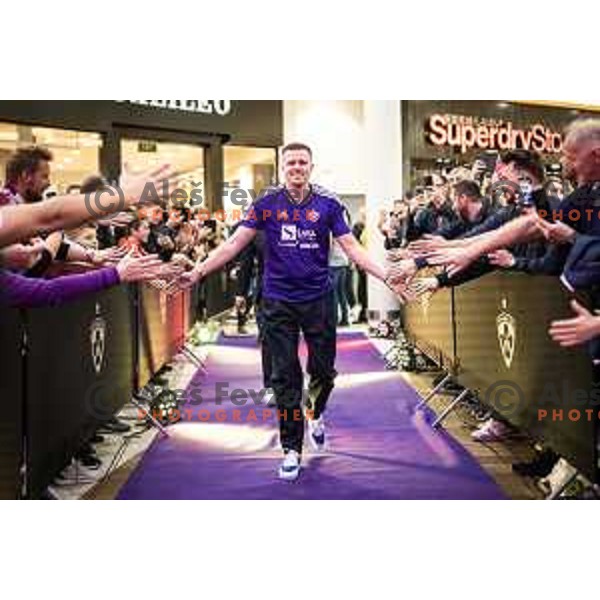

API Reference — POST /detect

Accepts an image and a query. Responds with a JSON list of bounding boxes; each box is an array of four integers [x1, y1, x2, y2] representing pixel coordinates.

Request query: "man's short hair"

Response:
[[80, 175, 108, 194], [5, 146, 53, 184], [282, 142, 313, 157], [565, 118, 600, 147], [501, 149, 545, 183], [131, 219, 149, 231], [453, 179, 481, 200]]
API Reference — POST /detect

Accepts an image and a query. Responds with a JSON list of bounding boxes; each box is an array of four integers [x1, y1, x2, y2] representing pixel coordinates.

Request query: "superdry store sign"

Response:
[[426, 113, 563, 154]]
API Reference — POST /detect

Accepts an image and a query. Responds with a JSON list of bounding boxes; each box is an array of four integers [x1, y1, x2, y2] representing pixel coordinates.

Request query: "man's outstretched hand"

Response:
[[538, 219, 577, 245], [385, 259, 418, 285], [385, 278, 417, 304], [426, 246, 478, 278], [549, 299, 600, 347], [487, 249, 515, 269], [408, 276, 440, 297], [408, 235, 448, 254], [178, 264, 205, 289]]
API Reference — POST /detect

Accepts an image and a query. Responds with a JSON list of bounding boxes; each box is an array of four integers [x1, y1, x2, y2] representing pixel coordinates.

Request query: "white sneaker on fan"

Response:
[[471, 418, 511, 442], [539, 458, 577, 496]]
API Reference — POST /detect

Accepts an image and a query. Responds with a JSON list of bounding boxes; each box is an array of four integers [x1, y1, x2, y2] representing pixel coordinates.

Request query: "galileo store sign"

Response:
[[427, 113, 563, 155], [118, 100, 232, 116]]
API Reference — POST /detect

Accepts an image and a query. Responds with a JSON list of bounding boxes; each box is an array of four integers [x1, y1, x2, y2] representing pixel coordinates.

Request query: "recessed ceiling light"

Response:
[[497, 102, 510, 109]]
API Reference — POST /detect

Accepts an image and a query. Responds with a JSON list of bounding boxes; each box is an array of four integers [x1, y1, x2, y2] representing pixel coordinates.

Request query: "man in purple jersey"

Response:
[[182, 142, 407, 481]]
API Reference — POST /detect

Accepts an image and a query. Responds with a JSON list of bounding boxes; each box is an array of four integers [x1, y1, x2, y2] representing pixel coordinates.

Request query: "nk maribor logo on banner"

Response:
[[90, 303, 107, 375], [496, 297, 516, 369]]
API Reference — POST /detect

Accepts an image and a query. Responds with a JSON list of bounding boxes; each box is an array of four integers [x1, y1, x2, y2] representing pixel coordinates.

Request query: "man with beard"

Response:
[[0, 147, 120, 272], [0, 147, 53, 271], [0, 146, 52, 207]]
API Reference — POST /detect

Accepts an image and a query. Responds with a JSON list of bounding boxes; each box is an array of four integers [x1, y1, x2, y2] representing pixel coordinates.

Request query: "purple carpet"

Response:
[[118, 331, 505, 499]]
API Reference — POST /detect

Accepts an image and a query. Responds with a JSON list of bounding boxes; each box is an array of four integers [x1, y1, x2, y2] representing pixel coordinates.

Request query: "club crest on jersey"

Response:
[[306, 209, 320, 222]]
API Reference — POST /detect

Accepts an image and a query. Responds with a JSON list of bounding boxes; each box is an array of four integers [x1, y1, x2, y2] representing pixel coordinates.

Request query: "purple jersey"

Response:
[[240, 185, 351, 302]]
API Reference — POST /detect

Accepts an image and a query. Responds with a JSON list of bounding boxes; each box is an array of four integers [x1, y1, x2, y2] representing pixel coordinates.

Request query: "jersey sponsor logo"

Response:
[[281, 224, 297, 241], [298, 229, 317, 241]]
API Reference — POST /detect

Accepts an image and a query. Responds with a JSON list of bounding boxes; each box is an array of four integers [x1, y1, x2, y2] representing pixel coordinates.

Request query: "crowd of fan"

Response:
[[3, 118, 600, 485], [0, 147, 231, 469], [0, 148, 237, 312], [378, 119, 600, 484]]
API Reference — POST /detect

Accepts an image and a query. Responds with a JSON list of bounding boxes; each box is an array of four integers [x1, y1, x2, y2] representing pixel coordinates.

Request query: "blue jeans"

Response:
[[331, 266, 349, 324]]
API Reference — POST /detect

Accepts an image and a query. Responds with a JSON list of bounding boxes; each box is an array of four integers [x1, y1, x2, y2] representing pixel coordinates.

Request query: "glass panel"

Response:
[[223, 146, 277, 216], [0, 122, 102, 194], [120, 139, 205, 208]]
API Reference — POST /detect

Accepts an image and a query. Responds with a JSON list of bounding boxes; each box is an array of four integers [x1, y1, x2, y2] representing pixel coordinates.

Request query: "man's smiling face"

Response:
[[282, 149, 313, 191]]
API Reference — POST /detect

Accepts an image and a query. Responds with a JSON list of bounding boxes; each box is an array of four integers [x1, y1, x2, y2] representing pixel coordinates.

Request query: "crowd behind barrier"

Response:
[[404, 271, 598, 482], [0, 282, 202, 499]]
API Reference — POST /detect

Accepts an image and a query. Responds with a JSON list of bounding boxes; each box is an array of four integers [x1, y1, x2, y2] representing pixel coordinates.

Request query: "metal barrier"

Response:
[[403, 286, 457, 372], [0, 282, 201, 499], [404, 271, 598, 483]]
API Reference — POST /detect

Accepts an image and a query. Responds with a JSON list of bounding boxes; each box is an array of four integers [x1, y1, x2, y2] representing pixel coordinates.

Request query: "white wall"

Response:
[[283, 100, 402, 318], [283, 101, 367, 194], [363, 100, 403, 317]]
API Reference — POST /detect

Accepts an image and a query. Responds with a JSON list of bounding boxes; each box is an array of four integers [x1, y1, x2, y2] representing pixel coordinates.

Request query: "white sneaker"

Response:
[[539, 458, 577, 496], [471, 418, 511, 442], [307, 416, 326, 451], [278, 450, 301, 481]]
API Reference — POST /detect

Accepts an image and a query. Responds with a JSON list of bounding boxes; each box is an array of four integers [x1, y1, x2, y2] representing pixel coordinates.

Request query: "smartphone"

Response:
[[477, 151, 499, 173]]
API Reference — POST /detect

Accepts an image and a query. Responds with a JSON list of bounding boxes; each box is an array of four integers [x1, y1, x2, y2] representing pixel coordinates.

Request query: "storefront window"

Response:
[[121, 139, 205, 208], [223, 146, 277, 217], [0, 123, 102, 193]]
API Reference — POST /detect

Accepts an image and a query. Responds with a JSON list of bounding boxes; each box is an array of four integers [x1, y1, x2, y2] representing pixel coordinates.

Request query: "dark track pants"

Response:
[[262, 292, 337, 454]]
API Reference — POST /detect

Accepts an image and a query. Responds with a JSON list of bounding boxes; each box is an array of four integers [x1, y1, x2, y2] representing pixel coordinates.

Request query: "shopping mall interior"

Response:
[[2, 100, 600, 503]]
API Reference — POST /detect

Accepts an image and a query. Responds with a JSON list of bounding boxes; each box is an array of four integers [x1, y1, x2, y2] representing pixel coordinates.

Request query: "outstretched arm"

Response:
[[336, 233, 386, 280], [426, 213, 544, 277], [336, 232, 413, 302], [549, 300, 600, 347], [0, 164, 177, 249], [0, 267, 120, 308], [0, 252, 169, 308], [183, 224, 257, 285]]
